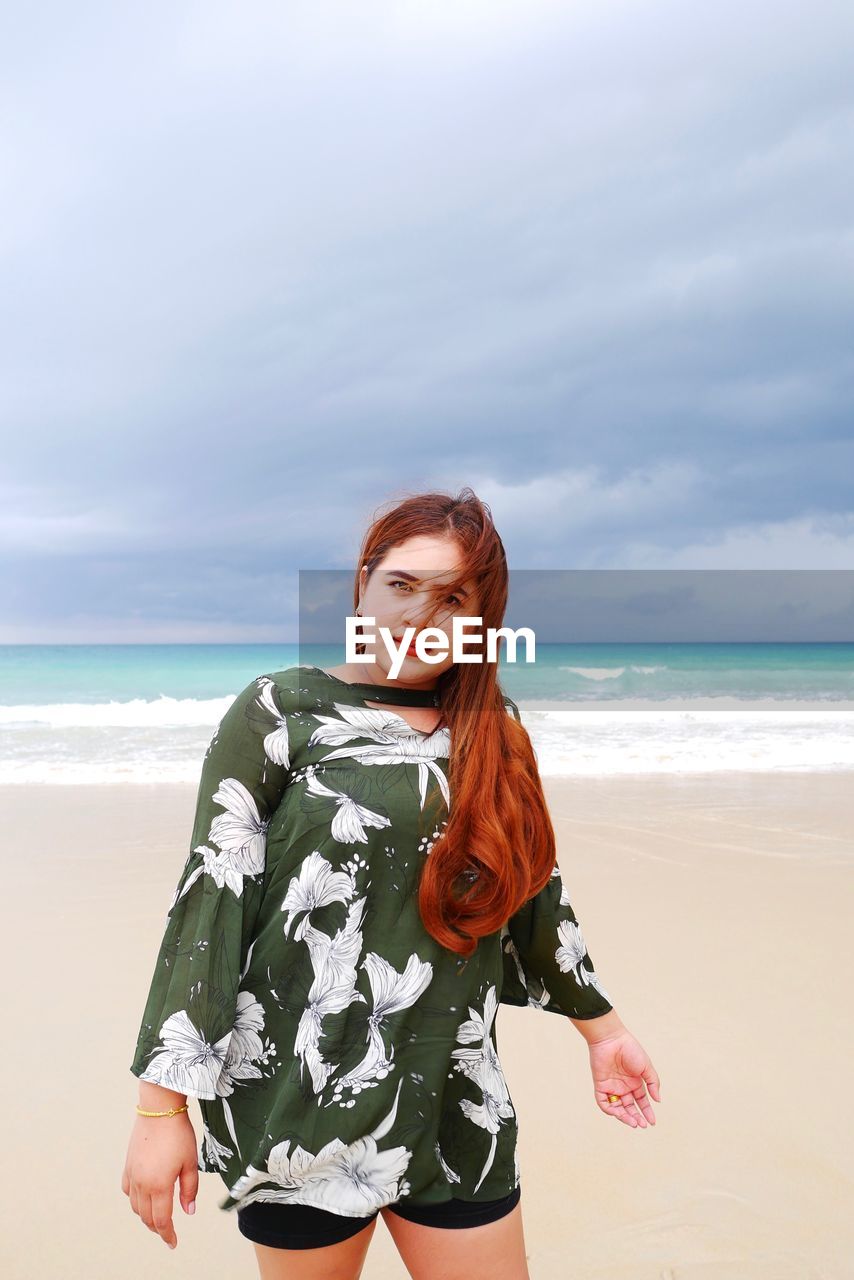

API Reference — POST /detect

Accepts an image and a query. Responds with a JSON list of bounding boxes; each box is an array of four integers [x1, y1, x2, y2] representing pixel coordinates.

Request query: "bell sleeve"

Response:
[[129, 673, 292, 1099], [499, 696, 614, 1020]]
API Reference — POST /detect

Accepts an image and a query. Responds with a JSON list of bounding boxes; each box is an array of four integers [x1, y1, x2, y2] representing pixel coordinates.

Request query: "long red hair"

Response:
[[353, 486, 557, 957]]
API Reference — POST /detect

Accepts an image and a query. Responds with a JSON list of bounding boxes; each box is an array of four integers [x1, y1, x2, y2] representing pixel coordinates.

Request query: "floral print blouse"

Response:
[[129, 665, 614, 1218]]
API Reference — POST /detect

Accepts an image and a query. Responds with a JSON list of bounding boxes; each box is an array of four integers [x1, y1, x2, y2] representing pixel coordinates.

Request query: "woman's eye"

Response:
[[388, 580, 462, 607]]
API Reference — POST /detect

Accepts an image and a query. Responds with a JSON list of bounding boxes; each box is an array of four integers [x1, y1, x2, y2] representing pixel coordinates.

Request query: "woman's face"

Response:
[[357, 535, 480, 684]]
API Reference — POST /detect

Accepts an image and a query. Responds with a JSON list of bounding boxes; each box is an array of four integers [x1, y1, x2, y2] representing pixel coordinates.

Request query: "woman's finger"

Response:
[[139, 1190, 157, 1233], [633, 1084, 657, 1125], [600, 1091, 638, 1126], [622, 1092, 648, 1127], [642, 1062, 661, 1102], [151, 1188, 178, 1249], [616, 1099, 639, 1127]]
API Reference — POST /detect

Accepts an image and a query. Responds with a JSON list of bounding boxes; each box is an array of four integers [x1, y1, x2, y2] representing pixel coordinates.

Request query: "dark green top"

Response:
[[130, 665, 613, 1217]]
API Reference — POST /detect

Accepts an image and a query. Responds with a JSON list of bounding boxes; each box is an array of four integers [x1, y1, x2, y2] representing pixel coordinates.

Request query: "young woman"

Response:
[[121, 488, 660, 1280]]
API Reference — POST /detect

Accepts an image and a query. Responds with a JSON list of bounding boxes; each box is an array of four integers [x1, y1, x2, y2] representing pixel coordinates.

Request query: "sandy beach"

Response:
[[1, 770, 851, 1279]]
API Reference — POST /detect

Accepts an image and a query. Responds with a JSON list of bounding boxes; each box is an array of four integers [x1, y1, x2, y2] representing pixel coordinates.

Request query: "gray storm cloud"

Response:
[[2, 0, 852, 639]]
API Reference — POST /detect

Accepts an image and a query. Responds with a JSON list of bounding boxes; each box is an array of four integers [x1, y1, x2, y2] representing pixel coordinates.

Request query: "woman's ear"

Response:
[[357, 564, 369, 612]]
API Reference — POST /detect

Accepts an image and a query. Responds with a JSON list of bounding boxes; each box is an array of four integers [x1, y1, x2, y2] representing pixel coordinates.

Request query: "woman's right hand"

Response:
[[121, 1112, 200, 1250]]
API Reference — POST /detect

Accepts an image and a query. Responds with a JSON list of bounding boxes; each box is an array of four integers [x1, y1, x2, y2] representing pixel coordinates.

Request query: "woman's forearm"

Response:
[[137, 1079, 189, 1111], [570, 1007, 626, 1044]]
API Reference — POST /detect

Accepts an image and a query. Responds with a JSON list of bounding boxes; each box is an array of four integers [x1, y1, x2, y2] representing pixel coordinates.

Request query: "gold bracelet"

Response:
[[136, 1103, 189, 1118]]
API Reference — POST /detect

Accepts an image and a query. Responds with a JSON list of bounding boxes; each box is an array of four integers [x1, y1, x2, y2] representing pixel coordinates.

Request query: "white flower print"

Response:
[[210, 990, 277, 1156], [136, 1008, 232, 1099], [294, 900, 370, 1094], [555, 919, 611, 1003], [228, 1076, 414, 1216], [303, 768, 393, 843], [206, 777, 268, 868], [585, 969, 611, 1002], [281, 849, 358, 942], [435, 1140, 462, 1185], [139, 991, 273, 1141], [217, 990, 271, 1094], [450, 985, 516, 1193], [311, 703, 448, 748], [500, 926, 552, 1012], [308, 705, 451, 810], [500, 925, 525, 986], [171, 777, 269, 908], [254, 676, 291, 767], [200, 1119, 234, 1173], [280, 849, 434, 1100], [327, 952, 434, 1100]]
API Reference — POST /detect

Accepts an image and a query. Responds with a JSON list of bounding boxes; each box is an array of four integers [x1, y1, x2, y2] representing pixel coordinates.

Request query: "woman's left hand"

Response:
[[587, 1030, 661, 1128]]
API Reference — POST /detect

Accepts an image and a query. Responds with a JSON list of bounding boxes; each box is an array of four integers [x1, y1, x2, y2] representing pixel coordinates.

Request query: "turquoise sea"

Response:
[[1, 642, 852, 784]]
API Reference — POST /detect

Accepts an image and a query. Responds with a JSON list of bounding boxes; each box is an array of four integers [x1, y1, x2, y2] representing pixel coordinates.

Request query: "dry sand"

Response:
[[0, 771, 850, 1279]]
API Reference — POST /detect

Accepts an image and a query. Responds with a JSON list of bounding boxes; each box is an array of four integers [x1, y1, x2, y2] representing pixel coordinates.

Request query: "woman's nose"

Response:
[[402, 613, 436, 634]]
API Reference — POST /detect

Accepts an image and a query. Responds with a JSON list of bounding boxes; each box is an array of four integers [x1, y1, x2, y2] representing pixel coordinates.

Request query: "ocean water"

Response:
[[0, 643, 852, 784]]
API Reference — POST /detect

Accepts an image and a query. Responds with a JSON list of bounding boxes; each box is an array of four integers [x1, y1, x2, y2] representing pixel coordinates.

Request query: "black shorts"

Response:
[[236, 1183, 522, 1251]]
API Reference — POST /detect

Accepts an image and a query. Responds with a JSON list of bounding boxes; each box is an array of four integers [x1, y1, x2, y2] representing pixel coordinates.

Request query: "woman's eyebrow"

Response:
[[383, 570, 469, 598]]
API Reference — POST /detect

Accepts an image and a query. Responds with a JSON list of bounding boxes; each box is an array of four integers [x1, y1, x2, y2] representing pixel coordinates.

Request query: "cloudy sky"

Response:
[[2, 0, 853, 641]]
